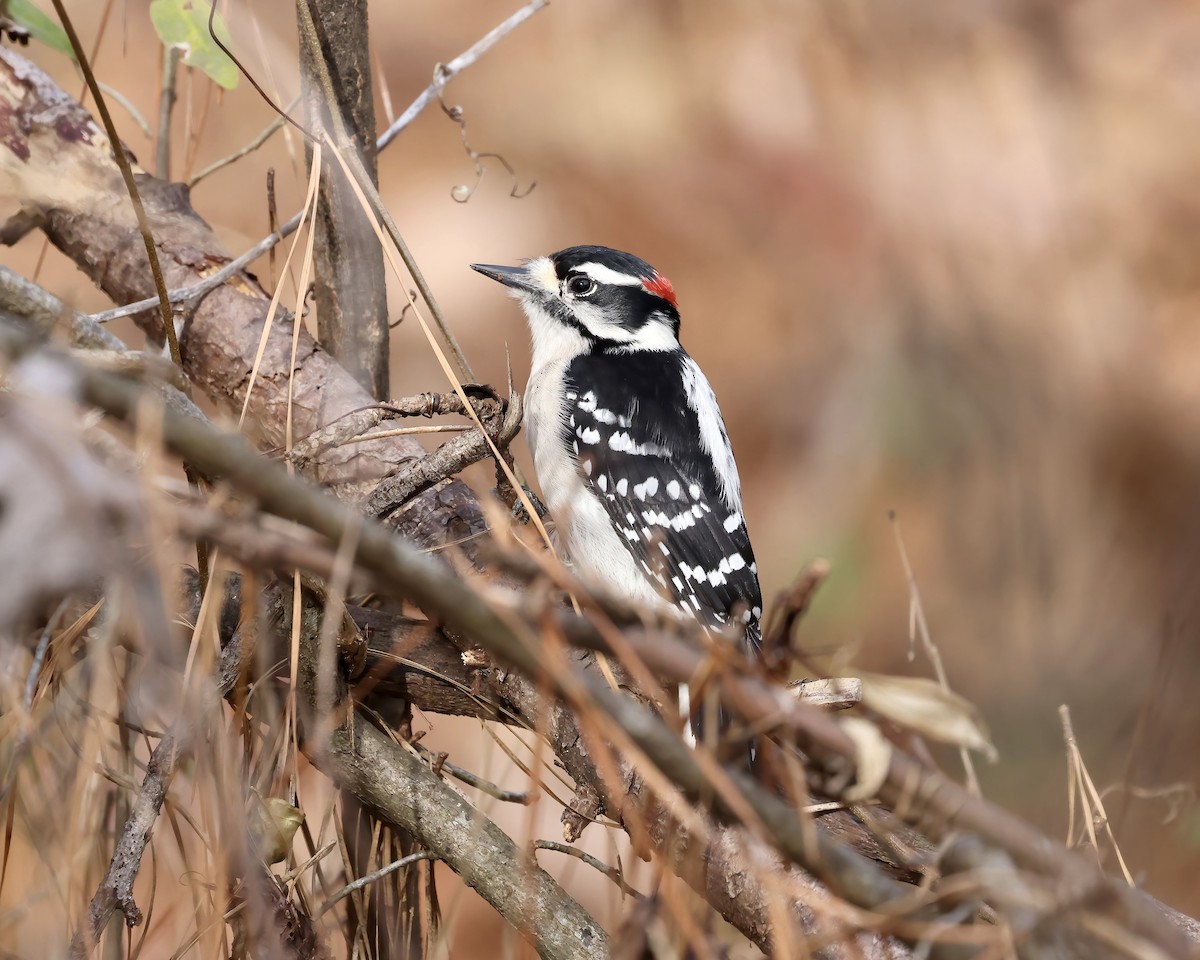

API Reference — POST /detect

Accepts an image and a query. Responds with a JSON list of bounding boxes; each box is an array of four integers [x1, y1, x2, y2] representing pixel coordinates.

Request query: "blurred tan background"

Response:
[[4, 0, 1200, 951]]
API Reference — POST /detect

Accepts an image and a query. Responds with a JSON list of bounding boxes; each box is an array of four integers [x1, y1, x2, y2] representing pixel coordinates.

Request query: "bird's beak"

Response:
[[470, 262, 540, 295]]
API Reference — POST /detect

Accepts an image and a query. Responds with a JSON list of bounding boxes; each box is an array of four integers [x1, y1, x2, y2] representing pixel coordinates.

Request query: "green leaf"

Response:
[[6, 0, 75, 58], [149, 0, 238, 90]]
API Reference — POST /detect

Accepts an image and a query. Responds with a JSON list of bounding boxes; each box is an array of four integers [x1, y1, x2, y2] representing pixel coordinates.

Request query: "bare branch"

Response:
[[533, 841, 642, 901], [363, 388, 522, 519], [316, 851, 441, 918], [313, 711, 606, 959], [188, 97, 297, 188], [0, 265, 205, 423], [376, 0, 549, 151], [155, 44, 181, 179], [296, 0, 389, 398]]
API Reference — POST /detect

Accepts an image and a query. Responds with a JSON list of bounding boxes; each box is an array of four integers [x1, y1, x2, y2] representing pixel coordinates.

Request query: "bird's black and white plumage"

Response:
[[471, 245, 762, 737]]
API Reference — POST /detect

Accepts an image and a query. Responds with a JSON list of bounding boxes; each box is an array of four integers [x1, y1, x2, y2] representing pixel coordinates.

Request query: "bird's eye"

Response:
[[567, 275, 596, 297]]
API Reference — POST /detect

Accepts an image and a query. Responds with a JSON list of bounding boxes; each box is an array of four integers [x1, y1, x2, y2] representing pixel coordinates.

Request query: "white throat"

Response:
[[518, 297, 591, 373]]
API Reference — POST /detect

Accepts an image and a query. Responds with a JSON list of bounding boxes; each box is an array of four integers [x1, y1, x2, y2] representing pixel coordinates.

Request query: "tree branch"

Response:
[[375, 0, 549, 152], [311, 712, 606, 960], [296, 0, 389, 398]]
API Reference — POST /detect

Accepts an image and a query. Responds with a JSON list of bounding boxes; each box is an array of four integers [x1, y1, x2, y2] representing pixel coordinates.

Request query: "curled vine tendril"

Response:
[[435, 65, 536, 204]]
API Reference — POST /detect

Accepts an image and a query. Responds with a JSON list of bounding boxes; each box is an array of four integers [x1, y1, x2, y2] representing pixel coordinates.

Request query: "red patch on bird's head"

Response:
[[642, 272, 678, 309]]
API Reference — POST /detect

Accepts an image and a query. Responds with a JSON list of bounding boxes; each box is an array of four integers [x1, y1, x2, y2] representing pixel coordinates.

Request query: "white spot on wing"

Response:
[[633, 477, 659, 500], [671, 512, 695, 531], [608, 431, 666, 456]]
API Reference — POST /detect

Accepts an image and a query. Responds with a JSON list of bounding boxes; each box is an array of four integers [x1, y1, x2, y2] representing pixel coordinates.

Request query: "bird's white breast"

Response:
[[524, 357, 665, 610]]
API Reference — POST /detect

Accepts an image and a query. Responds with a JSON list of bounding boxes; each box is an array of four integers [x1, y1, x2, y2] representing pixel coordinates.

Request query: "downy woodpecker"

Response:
[[472, 245, 762, 745]]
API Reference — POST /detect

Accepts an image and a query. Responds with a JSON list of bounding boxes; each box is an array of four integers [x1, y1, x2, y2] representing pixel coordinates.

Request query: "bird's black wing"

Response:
[[562, 351, 762, 649]]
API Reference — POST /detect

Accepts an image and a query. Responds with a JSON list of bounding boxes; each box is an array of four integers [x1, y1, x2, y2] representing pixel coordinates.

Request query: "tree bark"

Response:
[[297, 0, 390, 399], [295, 4, 412, 952]]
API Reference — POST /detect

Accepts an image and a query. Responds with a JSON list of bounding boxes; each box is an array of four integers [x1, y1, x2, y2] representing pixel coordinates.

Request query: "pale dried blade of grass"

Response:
[[1059, 705, 1134, 887], [238, 145, 323, 428], [890, 513, 982, 793]]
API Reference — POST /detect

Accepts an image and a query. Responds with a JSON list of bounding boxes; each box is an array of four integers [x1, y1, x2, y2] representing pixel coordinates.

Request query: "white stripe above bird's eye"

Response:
[[573, 262, 646, 287]]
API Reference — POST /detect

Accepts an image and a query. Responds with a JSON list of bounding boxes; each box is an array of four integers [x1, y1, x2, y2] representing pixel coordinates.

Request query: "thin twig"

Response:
[[86, 213, 302, 325], [97, 81, 152, 138], [341, 423, 470, 444], [415, 747, 534, 804], [23, 598, 68, 708], [376, 0, 549, 151], [316, 850, 440, 917], [155, 45, 181, 179], [361, 389, 522, 519], [287, 390, 494, 465], [189, 99, 299, 188], [759, 557, 831, 678], [533, 840, 642, 900]]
